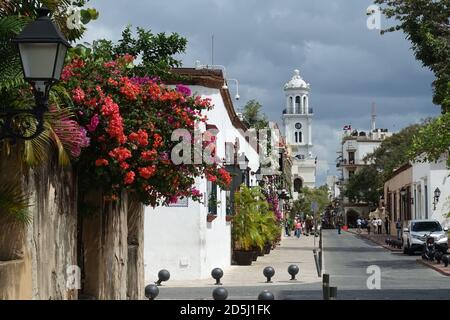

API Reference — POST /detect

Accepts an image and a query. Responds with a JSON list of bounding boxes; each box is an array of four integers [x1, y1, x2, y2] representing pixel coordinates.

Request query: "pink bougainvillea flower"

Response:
[[176, 84, 191, 96], [86, 114, 99, 132]]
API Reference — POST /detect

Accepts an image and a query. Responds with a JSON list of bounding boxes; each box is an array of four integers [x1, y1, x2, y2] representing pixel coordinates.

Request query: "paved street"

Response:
[[155, 230, 450, 300], [322, 230, 450, 299]]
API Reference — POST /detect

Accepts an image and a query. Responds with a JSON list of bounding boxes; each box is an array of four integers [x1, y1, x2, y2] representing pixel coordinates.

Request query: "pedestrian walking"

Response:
[[284, 219, 291, 237], [377, 218, 383, 234], [372, 218, 378, 234], [395, 218, 402, 240], [295, 221, 302, 239], [356, 217, 362, 233], [367, 219, 371, 234], [385, 217, 390, 235], [337, 220, 342, 235]]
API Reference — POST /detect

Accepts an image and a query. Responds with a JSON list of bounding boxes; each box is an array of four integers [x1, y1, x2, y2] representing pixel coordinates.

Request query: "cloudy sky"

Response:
[[81, 0, 440, 185]]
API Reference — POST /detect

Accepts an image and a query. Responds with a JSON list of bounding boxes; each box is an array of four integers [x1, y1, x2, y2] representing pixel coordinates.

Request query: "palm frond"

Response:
[[0, 180, 32, 225]]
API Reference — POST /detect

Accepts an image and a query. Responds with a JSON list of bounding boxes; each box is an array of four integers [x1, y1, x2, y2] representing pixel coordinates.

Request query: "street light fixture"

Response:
[[1, 7, 70, 141], [433, 187, 441, 210]]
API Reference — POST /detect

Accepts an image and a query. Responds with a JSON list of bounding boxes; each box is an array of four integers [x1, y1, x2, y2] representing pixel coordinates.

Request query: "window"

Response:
[[207, 180, 217, 215], [295, 132, 298, 143], [295, 96, 301, 113], [303, 96, 307, 111], [297, 131, 302, 143], [348, 151, 355, 164]]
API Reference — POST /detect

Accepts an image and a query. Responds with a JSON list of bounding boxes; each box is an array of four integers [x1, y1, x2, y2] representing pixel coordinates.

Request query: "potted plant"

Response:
[[232, 185, 265, 265]]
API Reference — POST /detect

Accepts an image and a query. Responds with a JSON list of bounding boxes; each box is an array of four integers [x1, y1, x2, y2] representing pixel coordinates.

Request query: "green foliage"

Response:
[[344, 166, 383, 207], [232, 185, 276, 250], [87, 25, 187, 79], [292, 185, 330, 218], [0, 180, 32, 225], [242, 99, 269, 129], [375, 0, 450, 113], [365, 123, 425, 180], [0, 15, 28, 92], [408, 112, 450, 167]]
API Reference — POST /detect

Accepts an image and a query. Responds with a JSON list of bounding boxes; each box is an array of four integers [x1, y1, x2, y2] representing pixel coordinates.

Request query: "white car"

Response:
[[402, 220, 448, 255]]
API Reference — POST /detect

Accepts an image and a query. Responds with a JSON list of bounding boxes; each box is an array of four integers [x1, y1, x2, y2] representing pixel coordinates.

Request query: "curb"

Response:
[[416, 259, 450, 276], [347, 230, 402, 252]]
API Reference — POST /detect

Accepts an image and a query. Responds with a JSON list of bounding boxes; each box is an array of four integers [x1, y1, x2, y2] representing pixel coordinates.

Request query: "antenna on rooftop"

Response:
[[371, 102, 376, 131]]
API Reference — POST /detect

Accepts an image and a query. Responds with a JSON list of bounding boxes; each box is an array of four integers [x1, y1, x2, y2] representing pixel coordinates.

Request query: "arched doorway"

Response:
[[294, 178, 303, 193], [346, 209, 360, 228]]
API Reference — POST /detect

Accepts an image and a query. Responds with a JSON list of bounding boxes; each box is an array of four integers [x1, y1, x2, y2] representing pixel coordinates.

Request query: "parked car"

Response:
[[402, 220, 448, 255]]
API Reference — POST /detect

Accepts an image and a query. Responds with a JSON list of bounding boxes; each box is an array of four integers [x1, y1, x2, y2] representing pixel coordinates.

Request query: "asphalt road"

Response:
[[320, 229, 450, 299], [156, 230, 450, 300]]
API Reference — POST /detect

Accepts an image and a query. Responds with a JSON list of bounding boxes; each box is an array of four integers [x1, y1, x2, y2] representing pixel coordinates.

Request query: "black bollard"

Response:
[[263, 266, 275, 283], [144, 284, 159, 300], [329, 286, 338, 300], [322, 273, 330, 300], [212, 287, 228, 300], [211, 268, 224, 285], [155, 269, 170, 286], [443, 254, 450, 267], [288, 264, 299, 280], [258, 290, 275, 300]]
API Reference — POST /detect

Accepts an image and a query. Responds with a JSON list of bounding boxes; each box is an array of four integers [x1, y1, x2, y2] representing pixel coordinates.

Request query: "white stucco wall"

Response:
[[144, 85, 259, 282], [412, 157, 450, 228]]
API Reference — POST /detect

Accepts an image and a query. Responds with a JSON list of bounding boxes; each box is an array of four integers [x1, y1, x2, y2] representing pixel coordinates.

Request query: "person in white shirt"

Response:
[[377, 218, 383, 234], [356, 218, 362, 232], [372, 218, 378, 234]]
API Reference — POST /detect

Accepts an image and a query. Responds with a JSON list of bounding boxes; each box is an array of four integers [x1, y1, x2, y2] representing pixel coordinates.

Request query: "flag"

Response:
[[343, 125, 352, 131]]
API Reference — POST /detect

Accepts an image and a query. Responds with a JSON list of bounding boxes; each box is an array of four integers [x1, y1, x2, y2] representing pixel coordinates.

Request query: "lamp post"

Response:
[[433, 187, 441, 210], [238, 154, 249, 186], [1, 7, 70, 141]]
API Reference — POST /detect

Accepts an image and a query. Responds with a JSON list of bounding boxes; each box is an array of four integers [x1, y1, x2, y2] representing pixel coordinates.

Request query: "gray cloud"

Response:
[[82, 0, 441, 185]]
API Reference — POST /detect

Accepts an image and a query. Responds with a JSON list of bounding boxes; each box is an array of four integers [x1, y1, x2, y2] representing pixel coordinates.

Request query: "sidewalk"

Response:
[[160, 234, 320, 288], [346, 228, 402, 252]]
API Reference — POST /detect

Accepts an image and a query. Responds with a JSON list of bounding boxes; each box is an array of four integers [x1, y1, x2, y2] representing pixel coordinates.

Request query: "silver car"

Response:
[[402, 220, 449, 255]]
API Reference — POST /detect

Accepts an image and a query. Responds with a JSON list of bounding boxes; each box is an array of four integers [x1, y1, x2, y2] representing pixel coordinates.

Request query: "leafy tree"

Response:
[[408, 112, 450, 167], [365, 123, 425, 180], [344, 165, 383, 207], [374, 0, 450, 113], [83, 25, 187, 80], [292, 186, 330, 219], [242, 99, 269, 129]]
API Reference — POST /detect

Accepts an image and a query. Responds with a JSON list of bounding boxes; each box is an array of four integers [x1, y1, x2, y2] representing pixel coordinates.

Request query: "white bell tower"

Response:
[[282, 69, 316, 192]]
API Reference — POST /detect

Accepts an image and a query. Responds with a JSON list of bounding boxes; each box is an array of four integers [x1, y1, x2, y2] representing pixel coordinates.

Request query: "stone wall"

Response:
[[0, 148, 145, 300], [0, 149, 77, 300]]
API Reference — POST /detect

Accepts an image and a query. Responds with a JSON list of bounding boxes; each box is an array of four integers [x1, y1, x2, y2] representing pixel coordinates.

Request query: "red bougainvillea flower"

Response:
[[141, 150, 157, 161], [109, 147, 132, 162], [120, 162, 130, 170], [95, 158, 109, 166], [72, 87, 85, 103], [206, 173, 217, 183], [129, 129, 148, 147], [138, 165, 157, 179], [124, 171, 135, 185]]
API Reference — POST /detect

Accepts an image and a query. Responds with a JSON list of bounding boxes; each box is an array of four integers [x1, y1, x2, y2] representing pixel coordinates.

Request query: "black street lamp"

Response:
[[433, 187, 441, 210], [1, 7, 70, 141]]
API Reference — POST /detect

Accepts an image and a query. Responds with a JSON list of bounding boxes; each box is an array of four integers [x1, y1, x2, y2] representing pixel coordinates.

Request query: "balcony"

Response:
[[337, 159, 360, 167]]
